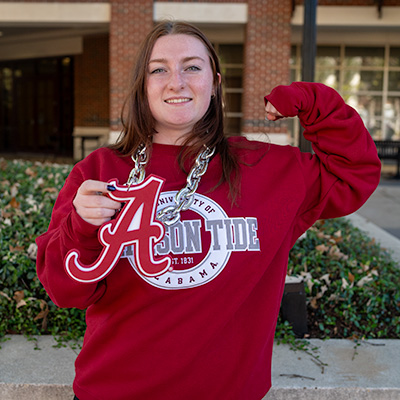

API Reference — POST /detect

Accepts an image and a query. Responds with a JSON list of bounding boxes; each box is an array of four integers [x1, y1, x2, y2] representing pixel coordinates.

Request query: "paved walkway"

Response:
[[357, 176, 400, 240], [347, 174, 400, 266]]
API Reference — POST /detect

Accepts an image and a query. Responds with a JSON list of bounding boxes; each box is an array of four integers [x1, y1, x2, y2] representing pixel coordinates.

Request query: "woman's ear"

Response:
[[212, 73, 222, 97]]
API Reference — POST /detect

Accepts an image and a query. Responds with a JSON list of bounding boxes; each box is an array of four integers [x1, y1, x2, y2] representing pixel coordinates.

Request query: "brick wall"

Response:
[[242, 0, 292, 134], [74, 35, 109, 127], [109, 0, 153, 131], [6, 0, 400, 3], [6, 0, 108, 2], [7, 0, 400, 137], [157, 0, 243, 2]]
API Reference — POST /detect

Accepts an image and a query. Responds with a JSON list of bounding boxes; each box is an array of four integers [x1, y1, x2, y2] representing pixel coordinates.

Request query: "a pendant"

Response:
[[64, 175, 172, 283]]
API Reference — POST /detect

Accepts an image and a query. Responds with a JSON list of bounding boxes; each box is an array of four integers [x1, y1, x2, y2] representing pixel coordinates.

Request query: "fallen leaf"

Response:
[[16, 299, 27, 308], [34, 309, 49, 320], [9, 197, 20, 209], [320, 273, 331, 286], [357, 275, 374, 287], [34, 300, 49, 330], [13, 291, 27, 308], [316, 244, 329, 253], [27, 243, 38, 260], [25, 167, 37, 177], [9, 245, 24, 252], [315, 285, 328, 299], [310, 297, 318, 309], [43, 187, 58, 193], [10, 183, 20, 197], [333, 236, 343, 244], [348, 272, 355, 283], [0, 291, 12, 301], [35, 177, 45, 187], [328, 245, 348, 260], [13, 290, 24, 302]]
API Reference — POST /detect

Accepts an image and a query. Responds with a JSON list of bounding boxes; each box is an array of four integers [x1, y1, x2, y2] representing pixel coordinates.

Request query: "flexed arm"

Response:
[[264, 82, 381, 231]]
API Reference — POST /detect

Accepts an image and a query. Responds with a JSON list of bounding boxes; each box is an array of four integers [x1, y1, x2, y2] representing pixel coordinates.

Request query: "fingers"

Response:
[[77, 180, 114, 196], [73, 180, 122, 226], [265, 102, 284, 121]]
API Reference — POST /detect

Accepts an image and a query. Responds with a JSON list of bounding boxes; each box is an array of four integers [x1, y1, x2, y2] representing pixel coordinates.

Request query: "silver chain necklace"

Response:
[[126, 144, 215, 226]]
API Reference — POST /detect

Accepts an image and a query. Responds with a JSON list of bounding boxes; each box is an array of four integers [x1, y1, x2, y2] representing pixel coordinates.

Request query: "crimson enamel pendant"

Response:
[[64, 175, 172, 283]]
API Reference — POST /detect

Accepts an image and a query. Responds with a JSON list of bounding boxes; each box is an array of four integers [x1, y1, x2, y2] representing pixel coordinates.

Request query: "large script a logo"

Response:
[[64, 175, 171, 283]]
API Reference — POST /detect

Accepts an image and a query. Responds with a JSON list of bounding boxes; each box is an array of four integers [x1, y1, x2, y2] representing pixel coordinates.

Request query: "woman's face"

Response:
[[146, 34, 218, 145]]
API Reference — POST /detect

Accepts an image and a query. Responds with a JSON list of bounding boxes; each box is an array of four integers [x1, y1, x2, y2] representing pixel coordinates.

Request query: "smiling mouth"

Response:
[[165, 98, 192, 104]]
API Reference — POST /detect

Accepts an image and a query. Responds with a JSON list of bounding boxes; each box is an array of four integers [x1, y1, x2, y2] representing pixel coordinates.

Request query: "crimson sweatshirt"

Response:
[[36, 83, 381, 400]]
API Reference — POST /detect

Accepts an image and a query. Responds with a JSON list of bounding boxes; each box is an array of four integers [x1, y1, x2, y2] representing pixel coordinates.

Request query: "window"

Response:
[[290, 45, 400, 141], [214, 43, 244, 136], [0, 56, 74, 155]]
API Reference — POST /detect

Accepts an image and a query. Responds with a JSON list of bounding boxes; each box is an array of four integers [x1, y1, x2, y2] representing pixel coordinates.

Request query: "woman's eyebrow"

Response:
[[148, 56, 206, 64]]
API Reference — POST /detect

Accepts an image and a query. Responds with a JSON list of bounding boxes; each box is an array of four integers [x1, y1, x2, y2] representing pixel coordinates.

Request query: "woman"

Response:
[[36, 21, 381, 400]]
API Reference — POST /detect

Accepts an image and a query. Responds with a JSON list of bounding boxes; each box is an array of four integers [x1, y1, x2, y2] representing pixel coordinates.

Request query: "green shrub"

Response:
[[280, 218, 400, 340], [0, 158, 86, 343], [1, 158, 399, 346]]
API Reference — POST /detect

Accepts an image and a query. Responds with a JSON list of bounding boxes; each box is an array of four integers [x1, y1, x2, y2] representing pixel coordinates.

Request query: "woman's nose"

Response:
[[167, 70, 185, 90]]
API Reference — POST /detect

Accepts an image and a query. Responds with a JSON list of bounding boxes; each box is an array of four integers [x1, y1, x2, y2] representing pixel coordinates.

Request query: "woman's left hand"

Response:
[[265, 102, 284, 121]]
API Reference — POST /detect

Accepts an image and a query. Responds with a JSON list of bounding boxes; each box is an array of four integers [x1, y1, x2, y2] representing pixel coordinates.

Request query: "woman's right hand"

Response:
[[73, 180, 121, 226]]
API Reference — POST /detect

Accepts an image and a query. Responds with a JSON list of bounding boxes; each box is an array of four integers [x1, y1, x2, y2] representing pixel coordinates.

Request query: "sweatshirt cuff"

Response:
[[65, 209, 102, 250], [264, 82, 345, 128], [264, 82, 304, 118]]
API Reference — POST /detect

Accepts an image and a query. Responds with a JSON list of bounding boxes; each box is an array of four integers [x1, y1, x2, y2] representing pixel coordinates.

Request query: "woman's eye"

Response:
[[186, 65, 201, 72], [150, 68, 165, 74]]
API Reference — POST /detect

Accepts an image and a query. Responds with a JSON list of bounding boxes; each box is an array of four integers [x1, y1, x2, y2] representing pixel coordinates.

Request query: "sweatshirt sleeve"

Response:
[[36, 161, 107, 309], [265, 82, 381, 234]]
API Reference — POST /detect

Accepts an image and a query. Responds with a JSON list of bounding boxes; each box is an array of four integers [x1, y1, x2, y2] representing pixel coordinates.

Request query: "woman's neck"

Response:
[[152, 130, 190, 146]]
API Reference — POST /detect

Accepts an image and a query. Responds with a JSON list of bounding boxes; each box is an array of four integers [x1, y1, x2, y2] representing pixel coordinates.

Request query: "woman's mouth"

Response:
[[165, 98, 192, 104]]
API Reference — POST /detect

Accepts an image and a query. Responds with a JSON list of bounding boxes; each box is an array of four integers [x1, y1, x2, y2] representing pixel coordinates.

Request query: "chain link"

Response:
[[157, 145, 215, 226], [125, 144, 215, 227], [126, 144, 147, 188]]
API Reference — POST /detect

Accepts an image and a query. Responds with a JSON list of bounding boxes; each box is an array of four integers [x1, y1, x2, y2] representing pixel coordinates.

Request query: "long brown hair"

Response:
[[110, 20, 240, 202]]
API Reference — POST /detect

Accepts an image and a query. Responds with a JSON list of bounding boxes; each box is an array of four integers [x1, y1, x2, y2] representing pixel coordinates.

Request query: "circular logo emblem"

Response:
[[126, 191, 232, 290]]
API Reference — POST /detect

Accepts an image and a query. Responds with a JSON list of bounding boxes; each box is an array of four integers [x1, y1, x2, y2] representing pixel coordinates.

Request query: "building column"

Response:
[[109, 0, 153, 141], [242, 0, 291, 140]]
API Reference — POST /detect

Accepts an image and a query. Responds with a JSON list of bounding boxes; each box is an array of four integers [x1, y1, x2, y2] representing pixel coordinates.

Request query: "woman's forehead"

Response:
[[150, 34, 210, 60]]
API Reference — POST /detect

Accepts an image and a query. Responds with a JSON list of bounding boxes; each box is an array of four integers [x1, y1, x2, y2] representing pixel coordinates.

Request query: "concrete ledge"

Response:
[[1, 336, 399, 400], [265, 387, 400, 400], [264, 339, 400, 399], [0, 384, 73, 400], [0, 335, 76, 400]]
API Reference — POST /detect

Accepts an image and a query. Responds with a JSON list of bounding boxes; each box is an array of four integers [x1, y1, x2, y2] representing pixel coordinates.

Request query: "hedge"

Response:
[[1, 158, 399, 347]]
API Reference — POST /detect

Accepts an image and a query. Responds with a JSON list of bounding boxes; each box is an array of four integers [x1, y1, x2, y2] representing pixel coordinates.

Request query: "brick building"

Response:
[[0, 1, 399, 160]]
